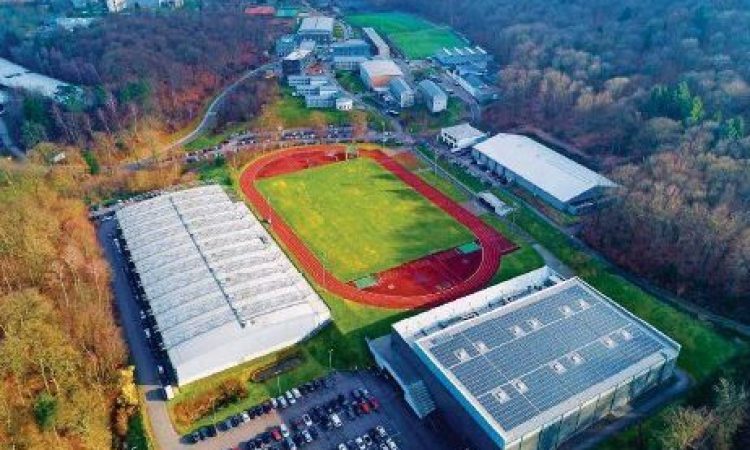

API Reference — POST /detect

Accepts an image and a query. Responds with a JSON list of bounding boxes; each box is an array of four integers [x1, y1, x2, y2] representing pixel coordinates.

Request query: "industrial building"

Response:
[[370, 267, 680, 450], [359, 59, 403, 91], [115, 185, 331, 386], [473, 134, 617, 214], [297, 16, 335, 45], [440, 123, 487, 150], [434, 46, 492, 72], [417, 79, 448, 113], [362, 27, 390, 59], [331, 39, 371, 58], [388, 77, 415, 108], [453, 73, 499, 103]]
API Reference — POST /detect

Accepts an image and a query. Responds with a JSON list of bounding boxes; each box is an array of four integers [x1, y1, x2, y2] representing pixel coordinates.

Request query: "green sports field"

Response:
[[347, 12, 465, 59], [255, 158, 474, 282]]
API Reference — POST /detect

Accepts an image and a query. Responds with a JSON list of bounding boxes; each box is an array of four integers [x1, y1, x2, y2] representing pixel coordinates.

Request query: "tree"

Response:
[[21, 121, 48, 149], [33, 393, 58, 431]]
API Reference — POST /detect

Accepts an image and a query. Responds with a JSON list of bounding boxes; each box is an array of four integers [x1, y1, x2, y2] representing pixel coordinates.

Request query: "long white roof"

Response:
[[474, 134, 616, 203], [116, 185, 330, 385]]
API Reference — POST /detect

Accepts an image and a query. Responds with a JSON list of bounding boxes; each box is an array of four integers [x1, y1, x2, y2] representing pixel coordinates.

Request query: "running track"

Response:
[[239, 145, 517, 309]]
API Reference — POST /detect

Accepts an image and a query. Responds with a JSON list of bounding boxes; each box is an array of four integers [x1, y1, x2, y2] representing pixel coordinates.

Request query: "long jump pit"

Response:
[[239, 145, 517, 309]]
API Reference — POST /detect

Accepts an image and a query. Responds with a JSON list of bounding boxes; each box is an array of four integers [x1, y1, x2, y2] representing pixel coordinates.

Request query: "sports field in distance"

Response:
[[347, 12, 465, 59], [255, 158, 475, 282]]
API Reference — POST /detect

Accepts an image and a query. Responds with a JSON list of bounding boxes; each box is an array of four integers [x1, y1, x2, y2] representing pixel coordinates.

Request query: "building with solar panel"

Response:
[[115, 185, 331, 386], [369, 267, 680, 450]]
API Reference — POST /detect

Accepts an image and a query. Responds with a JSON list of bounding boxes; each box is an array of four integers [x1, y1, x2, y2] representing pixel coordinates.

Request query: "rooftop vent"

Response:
[[454, 348, 471, 362], [578, 299, 591, 309], [513, 380, 529, 394], [510, 325, 525, 338], [620, 329, 633, 341], [569, 352, 584, 365], [527, 318, 543, 331], [560, 305, 574, 317], [492, 388, 510, 404], [601, 336, 617, 349], [474, 341, 489, 354], [550, 361, 567, 374]]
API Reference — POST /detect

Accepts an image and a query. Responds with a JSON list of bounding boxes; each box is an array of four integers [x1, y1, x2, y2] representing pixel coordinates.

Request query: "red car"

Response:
[[368, 396, 380, 411], [270, 427, 282, 442], [359, 400, 371, 414]]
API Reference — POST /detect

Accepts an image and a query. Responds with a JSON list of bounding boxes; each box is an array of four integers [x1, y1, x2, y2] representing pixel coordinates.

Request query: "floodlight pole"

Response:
[[328, 348, 333, 371]]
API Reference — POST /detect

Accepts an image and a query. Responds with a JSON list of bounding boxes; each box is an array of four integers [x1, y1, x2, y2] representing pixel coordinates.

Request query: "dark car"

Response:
[[263, 400, 273, 413], [369, 397, 381, 411], [352, 389, 362, 400], [186, 431, 201, 443], [309, 426, 319, 440], [198, 427, 210, 440], [230, 415, 242, 427], [337, 394, 347, 405]]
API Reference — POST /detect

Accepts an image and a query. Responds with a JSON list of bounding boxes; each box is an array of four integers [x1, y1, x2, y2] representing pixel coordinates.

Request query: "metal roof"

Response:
[[474, 134, 617, 203], [441, 123, 486, 142], [116, 185, 330, 385], [409, 277, 679, 444], [388, 77, 413, 96], [417, 79, 447, 101], [298, 16, 335, 33]]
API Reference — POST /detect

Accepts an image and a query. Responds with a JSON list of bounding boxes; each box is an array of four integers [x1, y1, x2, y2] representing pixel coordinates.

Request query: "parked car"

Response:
[[301, 429, 313, 443], [241, 411, 251, 423], [302, 414, 313, 427], [285, 390, 296, 405], [355, 437, 366, 450], [375, 425, 387, 438], [278, 396, 288, 408], [271, 428, 282, 441], [330, 413, 342, 428], [386, 438, 398, 450], [369, 397, 381, 411], [279, 423, 290, 438], [291, 387, 302, 399]]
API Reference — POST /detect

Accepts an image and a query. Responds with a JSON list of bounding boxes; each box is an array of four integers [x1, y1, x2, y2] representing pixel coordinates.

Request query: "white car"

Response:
[[355, 437, 366, 450], [375, 425, 387, 438], [240, 411, 250, 423], [386, 438, 398, 450], [285, 391, 296, 404], [292, 387, 302, 399], [302, 414, 313, 427], [330, 413, 342, 428], [279, 423, 290, 438]]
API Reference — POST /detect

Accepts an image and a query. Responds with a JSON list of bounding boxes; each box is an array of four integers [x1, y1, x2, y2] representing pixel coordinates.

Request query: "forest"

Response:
[[376, 0, 750, 321], [0, 9, 287, 159], [0, 158, 129, 448]]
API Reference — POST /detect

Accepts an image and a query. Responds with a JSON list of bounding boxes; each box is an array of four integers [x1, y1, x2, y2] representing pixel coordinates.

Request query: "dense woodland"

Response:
[[378, 0, 750, 320], [0, 159, 129, 448], [0, 10, 286, 159]]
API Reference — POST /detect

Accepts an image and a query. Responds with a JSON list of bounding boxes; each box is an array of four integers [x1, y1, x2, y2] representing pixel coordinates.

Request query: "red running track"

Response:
[[239, 145, 517, 309]]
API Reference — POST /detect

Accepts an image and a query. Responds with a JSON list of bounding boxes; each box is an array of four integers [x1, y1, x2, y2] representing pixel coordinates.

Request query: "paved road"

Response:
[[97, 218, 185, 449], [162, 63, 276, 154]]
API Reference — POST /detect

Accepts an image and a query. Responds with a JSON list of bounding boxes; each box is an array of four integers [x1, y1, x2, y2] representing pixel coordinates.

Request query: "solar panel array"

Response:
[[420, 282, 669, 432]]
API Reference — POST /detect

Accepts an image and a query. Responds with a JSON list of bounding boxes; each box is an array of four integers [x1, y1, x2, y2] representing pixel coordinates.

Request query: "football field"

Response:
[[255, 158, 474, 282], [347, 12, 465, 59]]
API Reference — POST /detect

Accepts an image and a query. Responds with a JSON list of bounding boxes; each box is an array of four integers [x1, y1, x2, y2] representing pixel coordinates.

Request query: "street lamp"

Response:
[[328, 348, 333, 371]]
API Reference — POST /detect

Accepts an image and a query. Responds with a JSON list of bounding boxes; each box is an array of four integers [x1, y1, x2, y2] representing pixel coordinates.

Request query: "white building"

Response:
[[116, 185, 331, 385], [335, 97, 354, 111], [417, 79, 448, 113], [370, 267, 680, 450], [363, 27, 390, 59], [388, 77, 414, 108], [440, 123, 487, 150], [472, 134, 617, 214]]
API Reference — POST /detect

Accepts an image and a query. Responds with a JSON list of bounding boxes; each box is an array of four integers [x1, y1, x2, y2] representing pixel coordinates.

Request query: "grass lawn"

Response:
[[346, 12, 464, 59], [402, 98, 466, 133], [184, 122, 248, 152], [336, 70, 367, 94], [256, 158, 474, 281]]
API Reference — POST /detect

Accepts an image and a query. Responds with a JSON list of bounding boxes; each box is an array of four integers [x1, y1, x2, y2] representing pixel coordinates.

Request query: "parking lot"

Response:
[[184, 371, 454, 450]]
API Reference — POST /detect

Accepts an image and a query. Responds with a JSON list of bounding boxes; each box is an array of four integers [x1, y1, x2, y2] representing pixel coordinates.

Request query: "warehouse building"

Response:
[[370, 267, 680, 450], [434, 46, 492, 72], [388, 77, 415, 108], [359, 59, 403, 91], [417, 79, 448, 113], [453, 73, 499, 103], [116, 185, 331, 386], [440, 123, 487, 150], [472, 134, 617, 214], [297, 16, 335, 45], [362, 27, 390, 59], [331, 39, 371, 58]]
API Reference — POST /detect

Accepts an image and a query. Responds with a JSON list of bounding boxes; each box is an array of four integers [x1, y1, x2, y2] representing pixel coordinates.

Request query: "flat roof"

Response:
[[362, 27, 389, 50], [441, 123, 486, 141], [284, 47, 313, 61], [412, 277, 679, 444], [360, 59, 403, 77], [474, 134, 616, 203], [298, 16, 335, 33], [116, 185, 330, 385], [388, 77, 412, 95]]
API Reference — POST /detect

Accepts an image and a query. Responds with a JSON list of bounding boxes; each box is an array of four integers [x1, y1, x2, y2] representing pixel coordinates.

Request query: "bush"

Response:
[[172, 379, 248, 426], [33, 393, 58, 431]]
